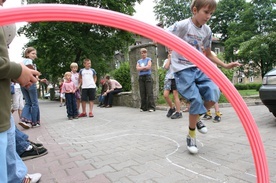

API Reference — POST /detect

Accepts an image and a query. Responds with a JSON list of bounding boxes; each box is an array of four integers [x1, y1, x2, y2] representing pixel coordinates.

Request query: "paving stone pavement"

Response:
[[15, 100, 276, 183]]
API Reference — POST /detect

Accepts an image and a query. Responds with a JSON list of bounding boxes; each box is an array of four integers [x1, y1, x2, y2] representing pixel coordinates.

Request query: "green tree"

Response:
[[18, 0, 142, 85], [209, 0, 247, 42], [224, 0, 275, 62], [153, 0, 191, 27], [238, 32, 276, 78]]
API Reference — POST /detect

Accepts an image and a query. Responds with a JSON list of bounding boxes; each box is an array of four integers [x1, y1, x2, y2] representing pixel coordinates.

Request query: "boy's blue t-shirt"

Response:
[[137, 57, 152, 76]]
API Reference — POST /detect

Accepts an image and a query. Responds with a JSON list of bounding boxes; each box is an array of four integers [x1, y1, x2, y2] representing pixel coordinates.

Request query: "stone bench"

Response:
[[96, 91, 138, 108]]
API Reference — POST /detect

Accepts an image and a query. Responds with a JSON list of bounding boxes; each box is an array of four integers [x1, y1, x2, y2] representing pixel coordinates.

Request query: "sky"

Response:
[[3, 0, 158, 62]]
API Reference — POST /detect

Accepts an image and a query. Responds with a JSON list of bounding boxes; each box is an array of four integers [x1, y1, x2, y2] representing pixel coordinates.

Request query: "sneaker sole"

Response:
[[171, 115, 183, 119], [213, 120, 221, 123], [21, 151, 48, 161], [187, 146, 198, 154], [202, 117, 212, 120], [18, 122, 31, 129], [198, 127, 208, 134]]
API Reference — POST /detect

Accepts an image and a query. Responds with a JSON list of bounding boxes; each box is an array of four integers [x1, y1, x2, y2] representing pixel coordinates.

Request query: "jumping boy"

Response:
[[167, 0, 241, 154], [78, 59, 97, 118]]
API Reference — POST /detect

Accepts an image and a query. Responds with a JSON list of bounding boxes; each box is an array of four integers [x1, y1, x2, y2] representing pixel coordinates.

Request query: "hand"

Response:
[[225, 61, 242, 69], [40, 78, 47, 83], [16, 63, 40, 87]]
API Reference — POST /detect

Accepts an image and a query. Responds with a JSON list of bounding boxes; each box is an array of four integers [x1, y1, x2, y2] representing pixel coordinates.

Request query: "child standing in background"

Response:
[[136, 48, 155, 112], [163, 49, 182, 119], [70, 62, 81, 112], [61, 72, 78, 120], [78, 59, 97, 118], [11, 82, 24, 120], [59, 78, 65, 107]]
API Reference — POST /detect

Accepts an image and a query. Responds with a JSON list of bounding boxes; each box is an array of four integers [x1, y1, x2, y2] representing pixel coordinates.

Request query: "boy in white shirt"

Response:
[[78, 59, 97, 118]]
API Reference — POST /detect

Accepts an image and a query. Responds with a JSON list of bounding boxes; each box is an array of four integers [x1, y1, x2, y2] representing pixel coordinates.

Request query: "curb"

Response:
[[156, 101, 263, 111]]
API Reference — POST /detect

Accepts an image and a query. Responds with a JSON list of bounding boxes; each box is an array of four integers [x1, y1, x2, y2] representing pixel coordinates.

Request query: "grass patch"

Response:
[[237, 89, 259, 96]]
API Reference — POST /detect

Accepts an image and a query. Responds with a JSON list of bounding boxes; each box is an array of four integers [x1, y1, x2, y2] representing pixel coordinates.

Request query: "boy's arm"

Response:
[[205, 48, 242, 69], [136, 62, 144, 71], [94, 75, 97, 84], [78, 72, 82, 88], [163, 56, 171, 70], [144, 60, 152, 70]]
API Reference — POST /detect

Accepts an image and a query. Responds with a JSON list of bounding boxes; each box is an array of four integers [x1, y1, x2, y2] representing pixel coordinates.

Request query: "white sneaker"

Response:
[[32, 124, 40, 128], [186, 135, 198, 154], [18, 122, 32, 129], [24, 173, 42, 183], [196, 120, 208, 134]]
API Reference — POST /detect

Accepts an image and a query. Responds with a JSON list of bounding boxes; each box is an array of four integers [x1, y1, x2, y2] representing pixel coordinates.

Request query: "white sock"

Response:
[[26, 145, 33, 151]]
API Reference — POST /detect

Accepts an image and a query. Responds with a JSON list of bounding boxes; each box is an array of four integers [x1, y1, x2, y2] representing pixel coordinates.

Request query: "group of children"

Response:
[[61, 59, 123, 119], [60, 59, 97, 120], [61, 0, 241, 155]]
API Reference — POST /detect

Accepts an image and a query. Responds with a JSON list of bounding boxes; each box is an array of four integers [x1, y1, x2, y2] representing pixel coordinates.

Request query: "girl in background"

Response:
[[20, 47, 47, 129]]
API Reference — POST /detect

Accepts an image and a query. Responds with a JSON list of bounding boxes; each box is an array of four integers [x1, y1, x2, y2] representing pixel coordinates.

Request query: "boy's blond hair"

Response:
[[70, 62, 78, 68], [140, 48, 147, 53], [190, 0, 217, 13], [83, 58, 91, 64]]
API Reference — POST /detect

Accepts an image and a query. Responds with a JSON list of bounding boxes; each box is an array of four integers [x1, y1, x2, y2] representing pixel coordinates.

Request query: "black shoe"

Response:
[[196, 120, 208, 134], [166, 107, 176, 117], [20, 146, 48, 161], [28, 140, 44, 149], [171, 112, 183, 119]]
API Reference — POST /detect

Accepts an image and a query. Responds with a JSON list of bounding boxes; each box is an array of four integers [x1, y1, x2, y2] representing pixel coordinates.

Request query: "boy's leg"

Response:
[[79, 89, 87, 117], [164, 89, 175, 117], [145, 75, 155, 111], [171, 79, 182, 119], [15, 127, 30, 156], [88, 88, 96, 117], [163, 79, 173, 107], [89, 101, 94, 113], [163, 80, 175, 117], [213, 102, 222, 123], [139, 76, 147, 111], [0, 130, 8, 183], [175, 68, 211, 154], [7, 115, 28, 183], [163, 89, 173, 108]]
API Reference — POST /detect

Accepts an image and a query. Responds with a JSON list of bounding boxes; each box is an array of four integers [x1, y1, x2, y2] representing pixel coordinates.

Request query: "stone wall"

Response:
[[112, 43, 159, 108]]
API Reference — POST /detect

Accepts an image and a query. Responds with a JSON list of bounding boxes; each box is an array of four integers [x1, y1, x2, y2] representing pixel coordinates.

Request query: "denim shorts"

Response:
[[174, 67, 220, 115]]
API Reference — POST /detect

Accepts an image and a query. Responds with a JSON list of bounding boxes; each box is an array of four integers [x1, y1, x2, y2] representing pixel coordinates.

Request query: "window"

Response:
[[214, 47, 220, 54]]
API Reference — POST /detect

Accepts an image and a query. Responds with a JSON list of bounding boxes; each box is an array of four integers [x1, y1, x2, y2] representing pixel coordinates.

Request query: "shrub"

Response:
[[234, 83, 262, 90], [112, 62, 131, 91], [158, 68, 166, 93]]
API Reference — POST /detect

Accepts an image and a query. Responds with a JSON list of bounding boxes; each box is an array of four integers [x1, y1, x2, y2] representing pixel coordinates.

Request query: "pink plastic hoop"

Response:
[[0, 4, 269, 182]]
